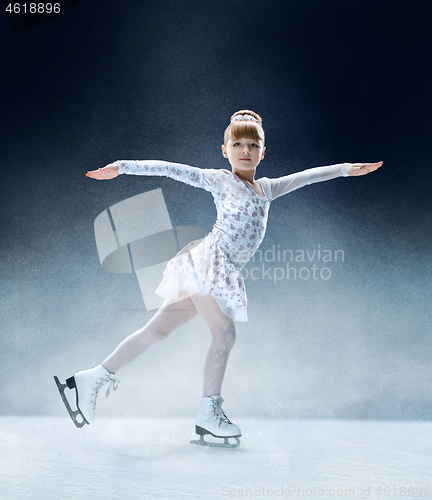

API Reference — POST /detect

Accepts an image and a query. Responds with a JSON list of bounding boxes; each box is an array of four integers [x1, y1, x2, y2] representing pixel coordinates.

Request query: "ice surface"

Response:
[[1, 417, 431, 499]]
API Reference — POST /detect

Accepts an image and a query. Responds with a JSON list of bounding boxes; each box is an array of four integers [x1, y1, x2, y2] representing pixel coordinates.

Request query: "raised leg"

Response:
[[54, 293, 199, 427]]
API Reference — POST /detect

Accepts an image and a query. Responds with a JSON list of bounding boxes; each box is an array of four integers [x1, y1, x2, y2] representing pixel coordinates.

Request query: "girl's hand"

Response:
[[86, 163, 119, 179], [346, 161, 383, 176]]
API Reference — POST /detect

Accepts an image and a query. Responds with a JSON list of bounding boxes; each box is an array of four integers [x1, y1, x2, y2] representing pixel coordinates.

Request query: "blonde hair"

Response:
[[223, 110, 265, 146]]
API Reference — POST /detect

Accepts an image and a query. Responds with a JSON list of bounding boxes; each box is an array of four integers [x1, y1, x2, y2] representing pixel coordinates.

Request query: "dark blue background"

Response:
[[1, 0, 431, 419]]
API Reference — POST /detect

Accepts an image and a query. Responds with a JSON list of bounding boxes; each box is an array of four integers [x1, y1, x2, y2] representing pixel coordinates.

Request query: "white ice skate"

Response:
[[54, 364, 119, 428], [190, 394, 241, 448]]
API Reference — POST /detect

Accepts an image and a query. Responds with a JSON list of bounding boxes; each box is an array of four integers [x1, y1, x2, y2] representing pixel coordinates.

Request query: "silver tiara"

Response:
[[230, 114, 260, 124]]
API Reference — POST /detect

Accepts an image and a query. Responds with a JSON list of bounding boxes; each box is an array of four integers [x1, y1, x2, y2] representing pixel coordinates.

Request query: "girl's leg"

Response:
[[102, 292, 198, 374], [189, 293, 236, 397], [58, 294, 198, 427]]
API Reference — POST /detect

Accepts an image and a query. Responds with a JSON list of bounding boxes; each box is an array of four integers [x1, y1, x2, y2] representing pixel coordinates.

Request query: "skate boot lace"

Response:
[[210, 396, 232, 427], [91, 373, 120, 411]]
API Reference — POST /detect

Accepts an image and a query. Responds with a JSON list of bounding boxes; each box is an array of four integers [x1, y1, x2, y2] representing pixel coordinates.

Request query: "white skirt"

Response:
[[154, 235, 248, 323]]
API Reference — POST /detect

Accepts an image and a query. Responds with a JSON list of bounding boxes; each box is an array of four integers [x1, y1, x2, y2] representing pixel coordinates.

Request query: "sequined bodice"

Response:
[[210, 170, 270, 269]]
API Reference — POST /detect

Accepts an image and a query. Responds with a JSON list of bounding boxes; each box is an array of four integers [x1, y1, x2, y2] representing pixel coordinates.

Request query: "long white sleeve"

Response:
[[115, 160, 224, 194], [259, 163, 349, 200]]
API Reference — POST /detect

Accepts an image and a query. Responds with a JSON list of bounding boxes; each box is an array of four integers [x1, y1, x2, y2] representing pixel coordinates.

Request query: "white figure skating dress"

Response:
[[116, 160, 349, 322]]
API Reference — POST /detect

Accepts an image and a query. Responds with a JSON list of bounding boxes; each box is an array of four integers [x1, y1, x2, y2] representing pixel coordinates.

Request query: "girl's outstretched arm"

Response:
[[86, 160, 224, 194], [260, 161, 383, 200]]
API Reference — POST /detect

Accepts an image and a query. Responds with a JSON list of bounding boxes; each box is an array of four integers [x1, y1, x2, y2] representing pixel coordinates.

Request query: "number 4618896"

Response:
[[5, 3, 61, 14]]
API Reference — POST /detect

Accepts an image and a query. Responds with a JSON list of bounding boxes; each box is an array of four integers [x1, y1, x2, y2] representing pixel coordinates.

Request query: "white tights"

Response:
[[102, 292, 236, 397]]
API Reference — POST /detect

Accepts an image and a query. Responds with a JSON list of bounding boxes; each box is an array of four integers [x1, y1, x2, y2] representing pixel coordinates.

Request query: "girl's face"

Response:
[[221, 138, 265, 172]]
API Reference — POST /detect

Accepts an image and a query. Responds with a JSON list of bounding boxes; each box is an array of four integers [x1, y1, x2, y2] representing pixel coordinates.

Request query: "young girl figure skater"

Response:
[[54, 110, 382, 448]]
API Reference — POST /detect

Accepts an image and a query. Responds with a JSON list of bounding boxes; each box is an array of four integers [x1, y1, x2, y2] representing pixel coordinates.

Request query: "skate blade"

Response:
[[190, 434, 241, 449], [53, 376, 88, 428]]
